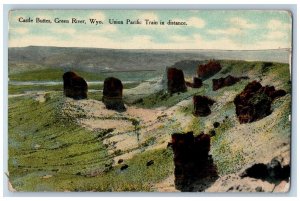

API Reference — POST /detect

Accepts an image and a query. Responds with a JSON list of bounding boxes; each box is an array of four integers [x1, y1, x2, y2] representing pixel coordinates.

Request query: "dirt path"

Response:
[[61, 97, 181, 165]]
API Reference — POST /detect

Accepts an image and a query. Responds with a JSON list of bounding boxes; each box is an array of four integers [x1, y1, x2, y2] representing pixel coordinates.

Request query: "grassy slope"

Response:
[[9, 68, 102, 82], [8, 60, 291, 191], [9, 67, 161, 82], [8, 66, 157, 95], [8, 82, 140, 95], [8, 93, 173, 191], [134, 60, 291, 175]]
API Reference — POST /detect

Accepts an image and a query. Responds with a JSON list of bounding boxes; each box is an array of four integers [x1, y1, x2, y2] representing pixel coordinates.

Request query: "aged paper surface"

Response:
[[8, 10, 291, 192]]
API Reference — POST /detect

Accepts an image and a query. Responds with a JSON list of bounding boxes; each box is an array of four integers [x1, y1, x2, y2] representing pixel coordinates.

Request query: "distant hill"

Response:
[[168, 60, 206, 76], [8, 46, 290, 74]]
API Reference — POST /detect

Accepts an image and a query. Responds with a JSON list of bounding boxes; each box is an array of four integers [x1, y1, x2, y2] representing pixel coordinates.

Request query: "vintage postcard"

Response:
[[8, 10, 292, 192]]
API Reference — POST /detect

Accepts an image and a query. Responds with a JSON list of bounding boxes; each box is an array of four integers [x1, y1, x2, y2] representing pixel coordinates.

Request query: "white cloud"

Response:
[[9, 28, 291, 50], [249, 39, 291, 50], [52, 28, 76, 35], [206, 17, 257, 37], [12, 27, 29, 34], [50, 24, 117, 37], [207, 28, 243, 36], [170, 35, 191, 42], [229, 17, 257, 29], [138, 12, 159, 21], [89, 12, 106, 21], [186, 17, 205, 28], [9, 35, 61, 47], [264, 20, 291, 42], [9, 31, 291, 50], [267, 19, 291, 31], [265, 30, 286, 40], [91, 25, 118, 33]]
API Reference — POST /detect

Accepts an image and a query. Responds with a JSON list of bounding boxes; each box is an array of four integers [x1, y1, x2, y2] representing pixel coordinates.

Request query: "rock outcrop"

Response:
[[63, 71, 88, 100], [234, 81, 287, 123], [205, 156, 290, 192], [239, 157, 290, 182], [120, 164, 128, 171], [212, 75, 248, 91], [171, 132, 218, 191], [186, 77, 203, 88], [193, 95, 215, 117], [167, 68, 187, 94], [197, 60, 222, 80], [102, 77, 126, 111]]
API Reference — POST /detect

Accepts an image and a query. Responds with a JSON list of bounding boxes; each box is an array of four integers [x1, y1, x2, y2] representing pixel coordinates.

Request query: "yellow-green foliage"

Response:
[[211, 138, 245, 175], [8, 60, 291, 191], [8, 94, 173, 191], [9, 68, 105, 82], [135, 88, 205, 109], [8, 82, 140, 95], [185, 117, 203, 134]]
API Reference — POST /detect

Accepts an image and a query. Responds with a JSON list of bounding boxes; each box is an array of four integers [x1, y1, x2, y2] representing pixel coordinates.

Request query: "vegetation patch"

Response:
[[211, 135, 245, 176], [8, 93, 174, 191]]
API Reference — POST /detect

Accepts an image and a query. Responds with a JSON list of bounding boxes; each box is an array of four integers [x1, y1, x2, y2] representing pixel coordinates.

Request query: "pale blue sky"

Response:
[[9, 10, 292, 50]]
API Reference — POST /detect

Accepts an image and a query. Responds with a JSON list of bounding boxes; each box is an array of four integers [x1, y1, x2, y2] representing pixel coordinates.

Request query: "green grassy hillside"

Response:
[[9, 67, 161, 82], [133, 60, 291, 175], [8, 94, 173, 191], [8, 59, 291, 191]]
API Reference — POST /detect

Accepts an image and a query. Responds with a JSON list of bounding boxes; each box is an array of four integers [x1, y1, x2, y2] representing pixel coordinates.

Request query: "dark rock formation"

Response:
[[167, 68, 187, 94], [234, 81, 287, 123], [240, 163, 269, 179], [212, 75, 248, 91], [171, 132, 218, 191], [209, 130, 216, 137], [102, 77, 125, 111], [63, 71, 88, 100], [240, 157, 290, 183], [213, 122, 220, 128], [193, 77, 203, 88], [193, 95, 215, 117], [146, 160, 154, 166], [186, 77, 203, 88], [120, 164, 128, 171], [197, 60, 222, 80], [270, 90, 287, 100]]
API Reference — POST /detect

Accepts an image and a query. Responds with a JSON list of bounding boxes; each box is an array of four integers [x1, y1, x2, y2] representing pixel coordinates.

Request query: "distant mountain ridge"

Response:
[[8, 46, 290, 73]]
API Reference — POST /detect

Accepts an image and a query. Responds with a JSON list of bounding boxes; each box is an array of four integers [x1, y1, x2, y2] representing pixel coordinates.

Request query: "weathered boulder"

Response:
[[186, 77, 203, 88], [212, 75, 248, 91], [234, 81, 287, 123], [171, 132, 218, 191], [193, 77, 203, 88], [63, 71, 88, 100], [193, 95, 215, 117], [213, 122, 220, 128], [239, 157, 290, 182], [167, 68, 187, 94], [146, 160, 154, 167], [270, 89, 287, 100], [102, 77, 125, 111], [205, 155, 290, 192], [120, 164, 128, 171], [197, 60, 222, 80]]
